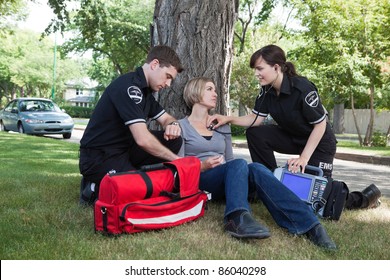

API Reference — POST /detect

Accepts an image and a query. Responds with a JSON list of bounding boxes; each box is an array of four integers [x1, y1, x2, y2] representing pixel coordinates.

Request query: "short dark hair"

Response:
[[146, 45, 184, 73]]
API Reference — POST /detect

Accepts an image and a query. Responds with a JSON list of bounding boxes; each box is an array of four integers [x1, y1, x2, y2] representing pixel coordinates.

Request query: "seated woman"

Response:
[[178, 77, 337, 250]]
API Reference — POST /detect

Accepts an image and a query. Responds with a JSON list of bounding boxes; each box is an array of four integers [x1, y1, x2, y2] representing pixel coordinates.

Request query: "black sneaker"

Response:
[[224, 211, 271, 239]]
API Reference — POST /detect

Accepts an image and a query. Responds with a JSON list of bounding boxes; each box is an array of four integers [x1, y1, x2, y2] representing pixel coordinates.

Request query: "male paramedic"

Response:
[[79, 45, 183, 205]]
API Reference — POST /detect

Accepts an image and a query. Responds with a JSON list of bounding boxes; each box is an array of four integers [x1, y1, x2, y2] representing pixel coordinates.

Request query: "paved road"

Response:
[[48, 127, 390, 198], [234, 147, 390, 198]]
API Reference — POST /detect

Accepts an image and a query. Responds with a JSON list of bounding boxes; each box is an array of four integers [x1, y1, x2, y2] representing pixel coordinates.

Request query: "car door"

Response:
[[2, 101, 19, 131]]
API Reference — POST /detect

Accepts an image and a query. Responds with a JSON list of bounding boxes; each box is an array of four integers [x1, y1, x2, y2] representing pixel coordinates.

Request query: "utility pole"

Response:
[[51, 33, 57, 100]]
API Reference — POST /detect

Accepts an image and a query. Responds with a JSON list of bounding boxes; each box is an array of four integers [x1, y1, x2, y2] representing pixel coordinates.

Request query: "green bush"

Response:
[[230, 124, 246, 136], [372, 131, 388, 147], [62, 106, 94, 118]]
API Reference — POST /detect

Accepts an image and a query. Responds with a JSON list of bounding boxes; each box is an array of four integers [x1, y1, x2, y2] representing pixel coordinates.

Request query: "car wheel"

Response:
[[18, 123, 25, 134], [63, 132, 72, 139], [0, 120, 7, 132]]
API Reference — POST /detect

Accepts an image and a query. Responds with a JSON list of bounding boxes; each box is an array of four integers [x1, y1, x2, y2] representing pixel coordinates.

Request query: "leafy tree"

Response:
[[0, 29, 84, 106], [289, 0, 390, 145], [46, 0, 154, 90], [0, 0, 25, 17], [0, 0, 26, 36]]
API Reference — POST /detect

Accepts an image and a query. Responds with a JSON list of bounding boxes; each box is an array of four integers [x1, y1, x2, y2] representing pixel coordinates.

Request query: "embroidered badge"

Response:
[[305, 91, 319, 107], [127, 86, 143, 104]]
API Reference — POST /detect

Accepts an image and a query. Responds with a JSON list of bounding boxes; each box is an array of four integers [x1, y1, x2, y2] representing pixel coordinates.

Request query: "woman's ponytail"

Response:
[[284, 61, 298, 77]]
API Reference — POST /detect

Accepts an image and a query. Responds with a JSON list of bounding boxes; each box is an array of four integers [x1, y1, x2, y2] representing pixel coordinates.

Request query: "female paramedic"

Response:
[[208, 44, 381, 210], [208, 44, 337, 178], [178, 77, 337, 249]]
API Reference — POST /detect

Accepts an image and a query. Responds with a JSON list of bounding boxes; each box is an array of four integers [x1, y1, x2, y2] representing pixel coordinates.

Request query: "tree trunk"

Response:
[[332, 103, 344, 134], [363, 85, 375, 146], [151, 0, 238, 120], [350, 92, 363, 146]]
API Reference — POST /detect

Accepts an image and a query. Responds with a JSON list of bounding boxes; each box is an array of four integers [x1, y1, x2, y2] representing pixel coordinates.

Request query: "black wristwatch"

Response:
[[168, 121, 179, 126]]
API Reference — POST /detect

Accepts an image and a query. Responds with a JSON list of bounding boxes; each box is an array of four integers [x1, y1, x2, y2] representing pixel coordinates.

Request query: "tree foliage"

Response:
[[289, 0, 389, 108], [47, 0, 154, 89], [0, 0, 27, 37], [0, 29, 84, 106], [288, 0, 390, 145]]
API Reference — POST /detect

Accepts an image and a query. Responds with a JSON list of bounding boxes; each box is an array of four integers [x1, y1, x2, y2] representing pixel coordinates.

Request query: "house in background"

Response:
[[64, 78, 98, 107]]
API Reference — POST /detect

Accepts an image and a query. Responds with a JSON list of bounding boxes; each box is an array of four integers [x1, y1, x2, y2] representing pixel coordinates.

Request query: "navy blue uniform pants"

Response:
[[246, 124, 337, 178]]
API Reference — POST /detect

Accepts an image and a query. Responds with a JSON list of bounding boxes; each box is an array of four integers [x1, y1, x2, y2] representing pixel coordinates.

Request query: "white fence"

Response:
[[340, 109, 389, 134]]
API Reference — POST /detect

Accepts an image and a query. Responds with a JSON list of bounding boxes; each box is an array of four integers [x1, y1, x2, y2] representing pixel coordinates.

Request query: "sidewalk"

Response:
[[74, 123, 390, 166], [232, 140, 390, 166]]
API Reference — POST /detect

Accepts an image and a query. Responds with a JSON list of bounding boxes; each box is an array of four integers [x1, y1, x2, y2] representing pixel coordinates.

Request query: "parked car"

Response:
[[0, 98, 74, 139]]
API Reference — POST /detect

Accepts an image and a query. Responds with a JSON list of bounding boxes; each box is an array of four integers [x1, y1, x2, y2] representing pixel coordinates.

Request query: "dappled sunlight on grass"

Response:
[[350, 199, 390, 223]]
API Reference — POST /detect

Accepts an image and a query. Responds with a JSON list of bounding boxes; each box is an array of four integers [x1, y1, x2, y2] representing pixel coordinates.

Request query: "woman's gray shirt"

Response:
[[178, 117, 234, 162]]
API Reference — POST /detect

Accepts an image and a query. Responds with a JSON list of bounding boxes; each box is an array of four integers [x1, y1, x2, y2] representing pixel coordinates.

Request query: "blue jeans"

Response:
[[199, 159, 250, 218], [248, 162, 319, 234]]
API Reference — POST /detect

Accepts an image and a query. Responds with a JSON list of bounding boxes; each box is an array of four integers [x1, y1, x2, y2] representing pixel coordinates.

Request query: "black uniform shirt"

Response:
[[80, 67, 165, 150], [252, 75, 327, 137]]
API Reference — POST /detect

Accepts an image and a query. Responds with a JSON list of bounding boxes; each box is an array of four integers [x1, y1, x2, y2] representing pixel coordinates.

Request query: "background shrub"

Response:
[[62, 106, 94, 118], [372, 131, 388, 147], [230, 124, 246, 136]]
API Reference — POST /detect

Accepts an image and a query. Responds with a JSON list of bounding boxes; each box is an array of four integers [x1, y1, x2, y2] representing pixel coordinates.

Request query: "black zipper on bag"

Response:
[[107, 170, 141, 177]]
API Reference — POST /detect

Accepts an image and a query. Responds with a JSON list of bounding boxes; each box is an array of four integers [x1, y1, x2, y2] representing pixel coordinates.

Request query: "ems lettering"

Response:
[[319, 162, 333, 170]]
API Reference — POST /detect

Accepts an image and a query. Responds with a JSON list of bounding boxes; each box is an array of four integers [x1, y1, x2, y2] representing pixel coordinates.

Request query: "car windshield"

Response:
[[19, 100, 61, 112]]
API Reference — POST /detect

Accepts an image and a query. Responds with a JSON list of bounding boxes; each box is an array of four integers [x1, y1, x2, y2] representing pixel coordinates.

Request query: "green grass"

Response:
[[1, 132, 389, 260], [336, 141, 390, 156]]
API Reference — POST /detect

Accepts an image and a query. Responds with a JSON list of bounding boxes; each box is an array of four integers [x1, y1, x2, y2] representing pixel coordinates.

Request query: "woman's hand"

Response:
[[207, 114, 229, 129], [287, 156, 309, 174], [201, 155, 225, 171]]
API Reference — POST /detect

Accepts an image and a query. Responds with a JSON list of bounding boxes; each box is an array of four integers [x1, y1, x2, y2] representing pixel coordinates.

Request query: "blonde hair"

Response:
[[183, 77, 214, 108]]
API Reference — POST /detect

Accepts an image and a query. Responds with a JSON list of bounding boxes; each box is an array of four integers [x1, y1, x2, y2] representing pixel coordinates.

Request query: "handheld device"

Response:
[[273, 165, 328, 206]]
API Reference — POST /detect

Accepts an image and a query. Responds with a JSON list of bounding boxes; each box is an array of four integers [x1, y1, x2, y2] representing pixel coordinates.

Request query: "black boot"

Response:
[[305, 224, 337, 250], [345, 191, 364, 210], [225, 211, 271, 239], [79, 177, 98, 206], [361, 184, 381, 209]]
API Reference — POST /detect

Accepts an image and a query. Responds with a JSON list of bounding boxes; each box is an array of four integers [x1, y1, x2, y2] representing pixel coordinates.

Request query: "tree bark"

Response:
[[151, 0, 239, 120], [363, 84, 375, 146], [350, 92, 363, 146]]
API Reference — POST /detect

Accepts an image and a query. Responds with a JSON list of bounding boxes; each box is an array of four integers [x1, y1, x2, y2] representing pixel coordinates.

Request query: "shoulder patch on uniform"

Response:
[[305, 91, 319, 107], [127, 86, 143, 104]]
